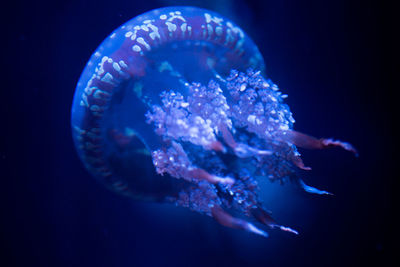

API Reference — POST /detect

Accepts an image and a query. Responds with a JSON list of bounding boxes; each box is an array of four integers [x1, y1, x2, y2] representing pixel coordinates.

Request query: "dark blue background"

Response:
[[2, 0, 396, 266]]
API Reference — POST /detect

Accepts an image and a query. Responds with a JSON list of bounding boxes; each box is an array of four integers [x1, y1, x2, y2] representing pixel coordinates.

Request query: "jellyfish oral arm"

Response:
[[71, 6, 357, 239], [151, 142, 234, 185]]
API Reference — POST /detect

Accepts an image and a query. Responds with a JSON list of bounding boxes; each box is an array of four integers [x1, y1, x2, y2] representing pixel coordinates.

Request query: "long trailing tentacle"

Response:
[[211, 205, 268, 238], [251, 207, 299, 235], [285, 130, 358, 156], [219, 123, 273, 158], [291, 151, 312, 171], [188, 168, 235, 185], [298, 179, 333, 195]]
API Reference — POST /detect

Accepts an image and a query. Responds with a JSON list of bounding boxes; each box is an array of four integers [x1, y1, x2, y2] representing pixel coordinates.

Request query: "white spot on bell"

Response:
[[137, 37, 151, 51], [165, 21, 177, 32], [132, 45, 141, 52]]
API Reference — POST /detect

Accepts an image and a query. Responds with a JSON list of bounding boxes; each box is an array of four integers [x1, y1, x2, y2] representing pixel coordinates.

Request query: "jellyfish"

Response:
[[71, 6, 357, 237]]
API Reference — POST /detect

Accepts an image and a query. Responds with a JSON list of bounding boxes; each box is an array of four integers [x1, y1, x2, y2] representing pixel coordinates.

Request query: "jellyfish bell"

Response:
[[71, 6, 356, 237]]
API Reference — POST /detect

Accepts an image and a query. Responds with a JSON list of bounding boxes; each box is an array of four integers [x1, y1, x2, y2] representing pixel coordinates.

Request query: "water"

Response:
[[3, 0, 395, 266]]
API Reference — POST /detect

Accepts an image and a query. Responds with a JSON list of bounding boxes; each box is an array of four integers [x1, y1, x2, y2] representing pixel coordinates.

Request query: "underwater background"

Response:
[[2, 0, 396, 266]]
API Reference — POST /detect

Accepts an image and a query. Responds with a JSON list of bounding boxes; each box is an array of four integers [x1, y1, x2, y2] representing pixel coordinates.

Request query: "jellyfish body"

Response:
[[71, 6, 356, 237]]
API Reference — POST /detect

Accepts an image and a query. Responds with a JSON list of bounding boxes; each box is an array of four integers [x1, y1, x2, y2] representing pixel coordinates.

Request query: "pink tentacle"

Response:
[[188, 169, 235, 185], [251, 207, 299, 235], [285, 130, 358, 156], [211, 205, 268, 237]]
